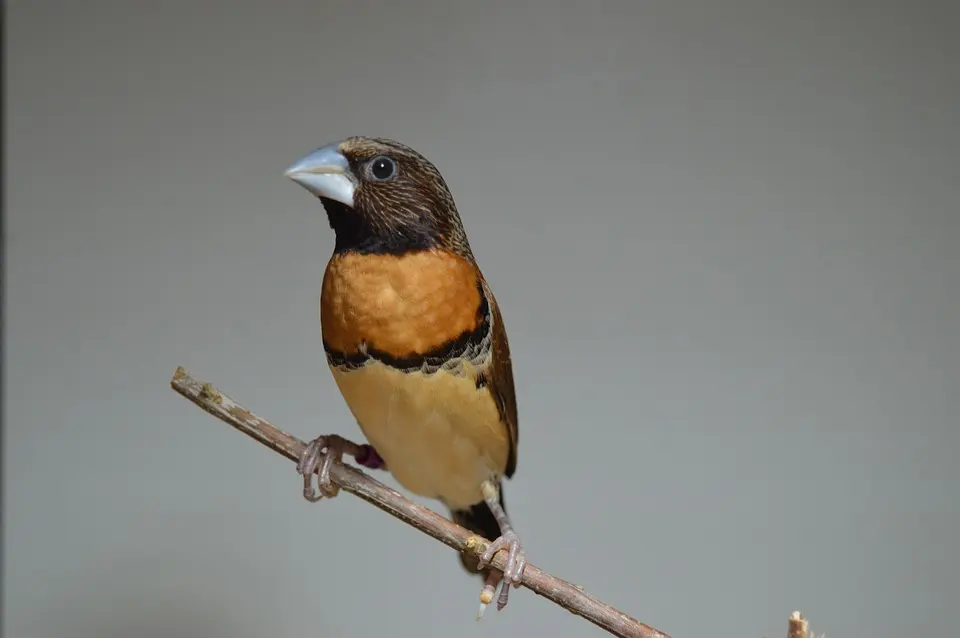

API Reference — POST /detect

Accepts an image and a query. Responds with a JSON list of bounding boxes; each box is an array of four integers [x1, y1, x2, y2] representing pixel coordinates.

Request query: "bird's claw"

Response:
[[297, 435, 348, 501], [477, 530, 526, 611], [297, 434, 386, 502], [480, 530, 526, 585]]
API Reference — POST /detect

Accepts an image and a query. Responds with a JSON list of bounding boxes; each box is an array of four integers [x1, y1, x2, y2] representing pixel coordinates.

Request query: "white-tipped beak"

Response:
[[284, 143, 355, 208]]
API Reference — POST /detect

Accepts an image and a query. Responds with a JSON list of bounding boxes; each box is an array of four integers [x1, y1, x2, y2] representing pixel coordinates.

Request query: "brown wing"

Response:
[[479, 276, 518, 478]]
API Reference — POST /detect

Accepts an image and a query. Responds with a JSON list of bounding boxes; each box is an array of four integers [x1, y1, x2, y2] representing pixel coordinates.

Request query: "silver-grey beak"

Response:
[[284, 143, 355, 208]]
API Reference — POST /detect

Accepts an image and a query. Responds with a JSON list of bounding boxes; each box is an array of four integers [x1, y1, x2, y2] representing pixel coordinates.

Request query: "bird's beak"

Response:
[[284, 143, 356, 208]]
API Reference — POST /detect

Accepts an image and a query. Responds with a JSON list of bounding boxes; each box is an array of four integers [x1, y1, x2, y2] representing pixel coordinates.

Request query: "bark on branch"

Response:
[[170, 366, 670, 638]]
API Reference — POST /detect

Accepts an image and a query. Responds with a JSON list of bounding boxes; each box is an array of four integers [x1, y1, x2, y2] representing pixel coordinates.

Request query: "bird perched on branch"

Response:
[[284, 136, 525, 614]]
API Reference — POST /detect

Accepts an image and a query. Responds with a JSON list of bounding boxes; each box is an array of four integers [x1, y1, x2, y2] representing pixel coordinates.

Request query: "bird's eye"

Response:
[[368, 156, 396, 181]]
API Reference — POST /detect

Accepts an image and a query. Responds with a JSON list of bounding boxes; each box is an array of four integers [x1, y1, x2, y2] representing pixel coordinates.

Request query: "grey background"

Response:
[[5, 1, 958, 637]]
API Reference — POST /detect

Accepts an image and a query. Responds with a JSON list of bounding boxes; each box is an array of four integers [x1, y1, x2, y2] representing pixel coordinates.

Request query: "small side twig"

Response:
[[170, 366, 670, 638]]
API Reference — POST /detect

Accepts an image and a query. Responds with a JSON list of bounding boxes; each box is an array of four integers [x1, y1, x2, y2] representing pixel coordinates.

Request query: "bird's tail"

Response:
[[450, 481, 506, 577]]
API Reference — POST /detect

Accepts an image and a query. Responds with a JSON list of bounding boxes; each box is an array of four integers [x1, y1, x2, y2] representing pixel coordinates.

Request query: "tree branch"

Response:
[[170, 366, 670, 638]]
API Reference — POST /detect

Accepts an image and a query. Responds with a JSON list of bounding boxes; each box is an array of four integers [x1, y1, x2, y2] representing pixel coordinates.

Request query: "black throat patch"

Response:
[[320, 197, 439, 256]]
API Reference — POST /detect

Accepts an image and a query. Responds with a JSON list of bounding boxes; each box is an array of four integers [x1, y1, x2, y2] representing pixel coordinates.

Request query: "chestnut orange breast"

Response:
[[320, 249, 485, 360]]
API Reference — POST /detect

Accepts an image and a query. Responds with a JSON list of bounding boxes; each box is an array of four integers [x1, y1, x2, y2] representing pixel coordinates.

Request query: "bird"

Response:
[[283, 136, 526, 614]]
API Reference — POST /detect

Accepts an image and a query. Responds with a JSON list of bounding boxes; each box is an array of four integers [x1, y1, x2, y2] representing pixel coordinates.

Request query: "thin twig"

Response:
[[788, 611, 809, 638], [170, 366, 670, 638]]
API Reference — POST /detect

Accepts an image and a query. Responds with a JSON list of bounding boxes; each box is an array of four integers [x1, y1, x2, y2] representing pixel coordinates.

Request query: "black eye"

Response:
[[369, 156, 396, 181]]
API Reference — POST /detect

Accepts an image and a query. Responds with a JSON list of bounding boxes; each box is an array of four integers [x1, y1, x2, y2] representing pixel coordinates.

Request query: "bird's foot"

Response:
[[296, 434, 386, 502], [478, 530, 526, 612]]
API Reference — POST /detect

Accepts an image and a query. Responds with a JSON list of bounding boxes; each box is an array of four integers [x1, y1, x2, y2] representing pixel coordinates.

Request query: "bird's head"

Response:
[[284, 136, 471, 256]]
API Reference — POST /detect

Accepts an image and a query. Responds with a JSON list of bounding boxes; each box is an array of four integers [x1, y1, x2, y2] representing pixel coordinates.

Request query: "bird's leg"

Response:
[[296, 434, 386, 502], [476, 479, 527, 611]]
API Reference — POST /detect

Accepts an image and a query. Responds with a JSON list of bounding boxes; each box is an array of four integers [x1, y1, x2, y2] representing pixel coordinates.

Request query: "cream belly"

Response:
[[330, 361, 509, 510]]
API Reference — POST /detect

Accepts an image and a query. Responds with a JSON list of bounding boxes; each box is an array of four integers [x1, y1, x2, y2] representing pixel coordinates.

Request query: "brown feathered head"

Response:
[[284, 136, 472, 257]]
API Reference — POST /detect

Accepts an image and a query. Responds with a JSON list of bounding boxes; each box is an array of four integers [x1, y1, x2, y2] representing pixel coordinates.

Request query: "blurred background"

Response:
[[5, 1, 958, 637]]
